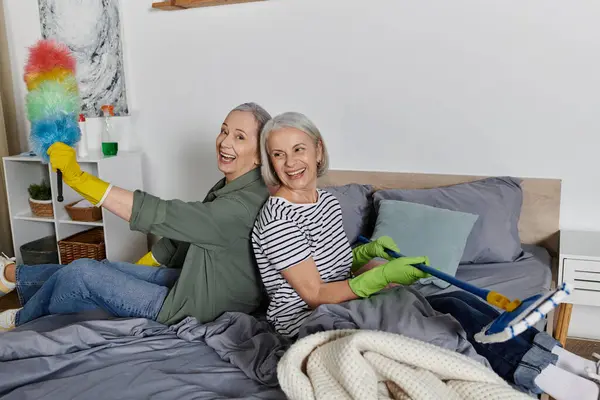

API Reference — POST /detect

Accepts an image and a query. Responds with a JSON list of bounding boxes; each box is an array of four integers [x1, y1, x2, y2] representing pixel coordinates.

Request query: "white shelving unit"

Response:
[[3, 151, 148, 265]]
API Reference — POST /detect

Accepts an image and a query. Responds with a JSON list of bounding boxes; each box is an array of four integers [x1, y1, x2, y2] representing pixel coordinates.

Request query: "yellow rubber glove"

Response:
[[47, 143, 110, 205], [135, 251, 160, 267]]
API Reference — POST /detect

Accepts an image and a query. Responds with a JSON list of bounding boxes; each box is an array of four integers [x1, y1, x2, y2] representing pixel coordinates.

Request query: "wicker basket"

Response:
[[65, 200, 102, 222], [29, 198, 53, 218], [58, 227, 106, 264]]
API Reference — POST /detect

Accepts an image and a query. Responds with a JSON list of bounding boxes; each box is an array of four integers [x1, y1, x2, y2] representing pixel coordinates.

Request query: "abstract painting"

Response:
[[38, 0, 129, 117]]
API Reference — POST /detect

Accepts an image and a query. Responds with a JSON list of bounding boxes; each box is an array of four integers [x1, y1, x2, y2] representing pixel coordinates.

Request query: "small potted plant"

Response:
[[28, 180, 53, 218]]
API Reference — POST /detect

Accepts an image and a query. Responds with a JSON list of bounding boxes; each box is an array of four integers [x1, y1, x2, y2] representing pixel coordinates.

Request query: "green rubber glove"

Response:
[[351, 236, 401, 272], [348, 255, 431, 298]]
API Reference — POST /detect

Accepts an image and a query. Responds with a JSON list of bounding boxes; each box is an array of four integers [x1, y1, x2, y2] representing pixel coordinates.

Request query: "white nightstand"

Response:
[[555, 230, 600, 344]]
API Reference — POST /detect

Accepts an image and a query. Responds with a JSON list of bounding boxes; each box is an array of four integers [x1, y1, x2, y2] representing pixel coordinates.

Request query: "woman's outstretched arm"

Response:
[[48, 142, 238, 248], [101, 186, 134, 221]]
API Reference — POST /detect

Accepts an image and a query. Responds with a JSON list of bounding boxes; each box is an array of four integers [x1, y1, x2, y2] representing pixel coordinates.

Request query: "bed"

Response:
[[318, 169, 561, 307], [0, 170, 563, 400]]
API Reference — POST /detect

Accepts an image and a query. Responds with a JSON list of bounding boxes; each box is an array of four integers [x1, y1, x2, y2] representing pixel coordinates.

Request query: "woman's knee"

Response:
[[430, 291, 483, 308], [56, 259, 104, 280], [439, 290, 478, 302], [429, 296, 466, 312], [68, 258, 102, 268]]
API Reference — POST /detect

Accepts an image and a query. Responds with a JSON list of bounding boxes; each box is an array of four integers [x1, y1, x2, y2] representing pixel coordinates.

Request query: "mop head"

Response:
[[24, 39, 81, 163], [474, 282, 573, 344]]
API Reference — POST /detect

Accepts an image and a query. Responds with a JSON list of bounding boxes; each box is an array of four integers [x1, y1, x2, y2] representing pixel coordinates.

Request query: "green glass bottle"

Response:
[[102, 142, 119, 156], [101, 104, 119, 156]]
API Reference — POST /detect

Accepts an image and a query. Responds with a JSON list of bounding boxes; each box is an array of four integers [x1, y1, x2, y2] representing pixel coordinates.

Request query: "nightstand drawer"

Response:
[[563, 259, 600, 305]]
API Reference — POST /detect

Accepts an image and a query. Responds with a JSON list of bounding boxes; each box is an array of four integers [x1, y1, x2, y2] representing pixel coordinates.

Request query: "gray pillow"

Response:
[[372, 177, 524, 264], [372, 200, 478, 288], [322, 184, 374, 245]]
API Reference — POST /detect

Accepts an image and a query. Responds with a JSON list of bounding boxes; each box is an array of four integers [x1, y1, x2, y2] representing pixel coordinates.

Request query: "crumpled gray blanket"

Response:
[[0, 287, 489, 399], [0, 313, 286, 400], [299, 286, 490, 368]]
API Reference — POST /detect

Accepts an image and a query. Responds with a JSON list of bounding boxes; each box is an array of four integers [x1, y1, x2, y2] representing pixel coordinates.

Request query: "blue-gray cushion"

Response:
[[322, 184, 374, 245], [373, 176, 524, 264], [372, 200, 478, 288]]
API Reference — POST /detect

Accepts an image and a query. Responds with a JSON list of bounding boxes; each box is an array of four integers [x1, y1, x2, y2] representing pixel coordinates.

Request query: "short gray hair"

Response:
[[230, 102, 272, 134], [260, 112, 329, 187]]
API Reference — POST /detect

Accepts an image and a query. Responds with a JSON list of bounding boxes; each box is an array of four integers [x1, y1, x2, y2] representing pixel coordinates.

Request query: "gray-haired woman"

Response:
[[0, 103, 272, 331], [251, 111, 429, 338]]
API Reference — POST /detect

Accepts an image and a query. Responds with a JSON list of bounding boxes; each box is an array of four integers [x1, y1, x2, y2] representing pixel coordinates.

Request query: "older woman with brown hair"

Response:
[[0, 102, 272, 331]]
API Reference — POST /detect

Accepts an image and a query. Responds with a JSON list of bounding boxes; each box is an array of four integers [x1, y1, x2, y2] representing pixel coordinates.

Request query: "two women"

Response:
[[251, 111, 599, 399], [0, 102, 271, 330], [2, 104, 597, 398]]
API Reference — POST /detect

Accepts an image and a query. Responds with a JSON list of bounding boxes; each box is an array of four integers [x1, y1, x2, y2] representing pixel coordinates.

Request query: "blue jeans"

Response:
[[426, 291, 560, 395], [14, 259, 181, 326]]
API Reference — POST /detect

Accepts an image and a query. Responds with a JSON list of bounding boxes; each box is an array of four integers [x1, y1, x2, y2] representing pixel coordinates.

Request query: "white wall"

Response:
[[4, 0, 600, 333]]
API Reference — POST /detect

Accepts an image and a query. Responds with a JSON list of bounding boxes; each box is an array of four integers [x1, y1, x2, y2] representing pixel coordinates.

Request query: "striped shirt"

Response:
[[251, 189, 353, 337]]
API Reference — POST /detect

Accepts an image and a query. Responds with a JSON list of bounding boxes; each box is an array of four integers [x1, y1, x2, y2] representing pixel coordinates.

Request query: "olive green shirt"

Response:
[[129, 168, 269, 325]]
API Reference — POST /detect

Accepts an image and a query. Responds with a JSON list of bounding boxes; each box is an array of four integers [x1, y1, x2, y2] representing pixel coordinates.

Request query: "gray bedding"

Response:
[[415, 245, 552, 305], [1, 313, 286, 400], [0, 246, 551, 399]]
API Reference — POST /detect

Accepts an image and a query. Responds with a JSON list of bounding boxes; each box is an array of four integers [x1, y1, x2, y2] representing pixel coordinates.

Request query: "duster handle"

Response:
[[57, 169, 64, 202]]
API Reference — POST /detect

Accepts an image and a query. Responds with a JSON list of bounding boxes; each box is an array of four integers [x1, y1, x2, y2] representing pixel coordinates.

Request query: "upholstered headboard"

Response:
[[318, 170, 561, 256]]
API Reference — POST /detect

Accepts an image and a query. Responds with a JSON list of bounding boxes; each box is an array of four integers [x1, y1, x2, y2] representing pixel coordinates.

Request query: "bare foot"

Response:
[[3, 263, 16, 283]]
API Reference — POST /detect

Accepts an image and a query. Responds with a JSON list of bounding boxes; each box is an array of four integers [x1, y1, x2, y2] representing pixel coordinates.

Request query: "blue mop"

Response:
[[356, 236, 572, 343]]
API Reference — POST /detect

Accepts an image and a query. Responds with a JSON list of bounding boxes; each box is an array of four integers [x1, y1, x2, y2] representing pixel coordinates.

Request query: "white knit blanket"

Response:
[[277, 329, 532, 400]]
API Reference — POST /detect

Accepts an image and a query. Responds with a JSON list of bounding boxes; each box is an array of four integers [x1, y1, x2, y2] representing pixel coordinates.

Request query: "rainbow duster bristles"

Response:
[[24, 39, 81, 163]]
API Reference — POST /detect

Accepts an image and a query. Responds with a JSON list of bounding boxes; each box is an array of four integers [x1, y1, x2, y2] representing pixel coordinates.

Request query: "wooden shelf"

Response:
[[152, 1, 184, 10], [152, 0, 265, 10]]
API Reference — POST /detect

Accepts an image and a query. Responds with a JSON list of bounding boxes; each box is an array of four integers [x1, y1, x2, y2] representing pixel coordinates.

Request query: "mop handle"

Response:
[[356, 236, 501, 305]]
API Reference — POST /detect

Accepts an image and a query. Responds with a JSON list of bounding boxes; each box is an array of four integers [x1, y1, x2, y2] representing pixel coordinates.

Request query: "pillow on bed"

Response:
[[372, 200, 478, 288], [372, 176, 524, 264], [322, 183, 374, 245]]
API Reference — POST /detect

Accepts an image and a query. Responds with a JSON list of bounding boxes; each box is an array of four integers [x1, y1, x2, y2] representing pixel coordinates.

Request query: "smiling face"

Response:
[[267, 127, 323, 194], [215, 110, 261, 182]]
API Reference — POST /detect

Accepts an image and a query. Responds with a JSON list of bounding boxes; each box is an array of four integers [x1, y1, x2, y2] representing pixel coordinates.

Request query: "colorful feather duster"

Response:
[[24, 39, 81, 163], [24, 39, 81, 202]]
